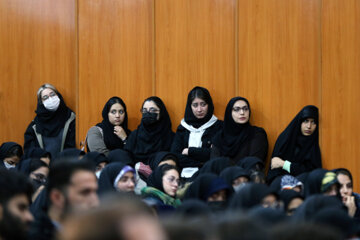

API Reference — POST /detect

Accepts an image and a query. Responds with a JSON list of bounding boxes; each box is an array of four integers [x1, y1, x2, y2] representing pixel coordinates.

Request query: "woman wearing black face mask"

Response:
[[24, 83, 76, 159], [125, 97, 174, 164]]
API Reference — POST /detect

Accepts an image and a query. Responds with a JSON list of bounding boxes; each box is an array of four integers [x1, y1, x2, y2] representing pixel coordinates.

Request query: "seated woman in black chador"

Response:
[[267, 105, 321, 183], [211, 97, 268, 164], [86, 97, 131, 156], [171, 86, 222, 177], [24, 84, 75, 158], [125, 96, 174, 164]]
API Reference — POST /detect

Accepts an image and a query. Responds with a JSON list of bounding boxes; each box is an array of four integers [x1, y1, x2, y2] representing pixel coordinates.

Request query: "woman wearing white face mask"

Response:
[[24, 83, 76, 158]]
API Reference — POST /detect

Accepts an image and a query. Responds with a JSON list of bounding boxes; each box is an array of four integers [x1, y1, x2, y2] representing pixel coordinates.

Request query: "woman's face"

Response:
[[191, 97, 208, 119], [142, 101, 160, 120], [162, 169, 179, 197], [41, 88, 57, 103], [301, 118, 317, 136], [287, 197, 303, 216], [30, 166, 49, 183], [3, 156, 20, 167], [108, 103, 125, 126], [116, 171, 135, 192], [207, 189, 227, 202], [337, 173, 353, 201], [231, 100, 250, 124], [232, 176, 249, 187]]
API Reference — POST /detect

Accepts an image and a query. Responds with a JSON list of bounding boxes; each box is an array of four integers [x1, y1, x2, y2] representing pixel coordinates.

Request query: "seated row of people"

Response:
[[19, 84, 321, 183]]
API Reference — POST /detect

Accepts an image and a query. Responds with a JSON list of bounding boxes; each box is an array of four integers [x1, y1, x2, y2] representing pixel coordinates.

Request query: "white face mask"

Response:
[[95, 170, 102, 179], [233, 182, 248, 193], [43, 96, 60, 111], [4, 161, 15, 170]]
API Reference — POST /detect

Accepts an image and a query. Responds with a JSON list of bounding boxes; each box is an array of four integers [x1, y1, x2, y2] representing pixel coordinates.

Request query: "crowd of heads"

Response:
[[0, 84, 359, 240]]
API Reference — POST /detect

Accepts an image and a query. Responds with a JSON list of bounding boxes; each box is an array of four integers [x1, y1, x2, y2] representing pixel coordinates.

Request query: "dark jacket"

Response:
[[171, 120, 223, 168]]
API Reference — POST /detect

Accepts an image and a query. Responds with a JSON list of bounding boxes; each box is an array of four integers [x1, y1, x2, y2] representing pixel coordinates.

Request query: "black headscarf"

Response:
[[267, 105, 321, 181], [146, 164, 173, 193], [83, 152, 109, 166], [228, 183, 275, 211], [107, 149, 134, 166], [184, 173, 232, 202], [184, 86, 215, 128], [237, 156, 264, 172], [34, 91, 73, 137], [220, 166, 250, 187], [98, 162, 128, 195], [148, 151, 179, 170], [198, 157, 232, 176], [304, 168, 327, 197], [213, 97, 256, 157], [96, 97, 130, 151], [0, 142, 22, 168], [126, 97, 174, 161], [279, 190, 304, 211]]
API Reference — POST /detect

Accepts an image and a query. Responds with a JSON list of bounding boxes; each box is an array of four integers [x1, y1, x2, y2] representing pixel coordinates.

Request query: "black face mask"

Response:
[[142, 112, 158, 126], [207, 201, 227, 213], [31, 178, 43, 191]]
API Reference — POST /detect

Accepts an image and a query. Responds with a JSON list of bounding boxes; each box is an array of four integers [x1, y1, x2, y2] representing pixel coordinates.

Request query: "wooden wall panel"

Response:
[[322, 0, 360, 192], [0, 0, 76, 145], [155, 0, 236, 128], [78, 0, 153, 144], [237, 0, 322, 168]]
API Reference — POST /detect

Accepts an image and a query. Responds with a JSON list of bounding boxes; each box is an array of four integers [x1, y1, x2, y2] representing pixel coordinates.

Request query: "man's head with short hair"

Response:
[[47, 158, 99, 221], [0, 169, 34, 240]]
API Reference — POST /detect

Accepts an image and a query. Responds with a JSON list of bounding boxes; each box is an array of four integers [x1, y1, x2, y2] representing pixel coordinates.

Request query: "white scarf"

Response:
[[180, 115, 218, 148]]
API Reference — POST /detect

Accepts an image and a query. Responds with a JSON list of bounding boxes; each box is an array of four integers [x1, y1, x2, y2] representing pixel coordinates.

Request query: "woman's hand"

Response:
[[114, 126, 127, 141], [271, 157, 285, 169], [182, 148, 189, 155], [344, 195, 357, 217]]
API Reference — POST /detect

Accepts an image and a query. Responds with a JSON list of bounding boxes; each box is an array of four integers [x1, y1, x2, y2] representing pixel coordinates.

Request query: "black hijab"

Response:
[[96, 97, 130, 151], [107, 149, 134, 166], [0, 142, 22, 168], [184, 86, 215, 128], [127, 97, 174, 160], [184, 173, 232, 202], [148, 151, 179, 170], [198, 157, 232, 176], [98, 162, 128, 195], [147, 164, 176, 193], [213, 97, 255, 157], [34, 91, 72, 137], [267, 105, 321, 181], [83, 152, 109, 166], [220, 166, 250, 187], [228, 183, 275, 211], [279, 190, 304, 211]]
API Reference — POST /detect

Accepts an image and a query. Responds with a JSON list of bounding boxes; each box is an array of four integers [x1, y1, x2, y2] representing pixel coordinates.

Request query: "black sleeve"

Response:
[[247, 128, 268, 162], [170, 126, 187, 154], [64, 118, 76, 149], [290, 154, 322, 176], [188, 147, 211, 163], [124, 130, 137, 153], [23, 122, 39, 158]]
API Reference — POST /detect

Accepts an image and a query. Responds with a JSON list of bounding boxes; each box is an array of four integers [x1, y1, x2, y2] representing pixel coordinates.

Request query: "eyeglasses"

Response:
[[41, 91, 57, 101], [140, 108, 160, 114], [232, 106, 249, 112], [110, 109, 125, 115], [31, 173, 47, 184]]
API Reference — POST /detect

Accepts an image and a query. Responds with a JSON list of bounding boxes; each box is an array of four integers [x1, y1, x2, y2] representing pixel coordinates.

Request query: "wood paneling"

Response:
[[155, 0, 236, 128], [78, 0, 154, 143], [0, 0, 76, 145], [237, 0, 322, 168], [322, 0, 360, 192]]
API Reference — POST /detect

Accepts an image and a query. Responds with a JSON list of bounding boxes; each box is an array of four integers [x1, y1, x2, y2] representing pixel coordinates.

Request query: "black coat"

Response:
[[171, 120, 223, 168]]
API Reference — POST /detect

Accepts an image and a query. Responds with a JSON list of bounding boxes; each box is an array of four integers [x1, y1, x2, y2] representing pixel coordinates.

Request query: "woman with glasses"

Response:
[[211, 97, 268, 164], [24, 83, 75, 158], [86, 97, 131, 156], [267, 105, 321, 183], [171, 86, 222, 178], [125, 96, 174, 164], [141, 164, 181, 212]]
